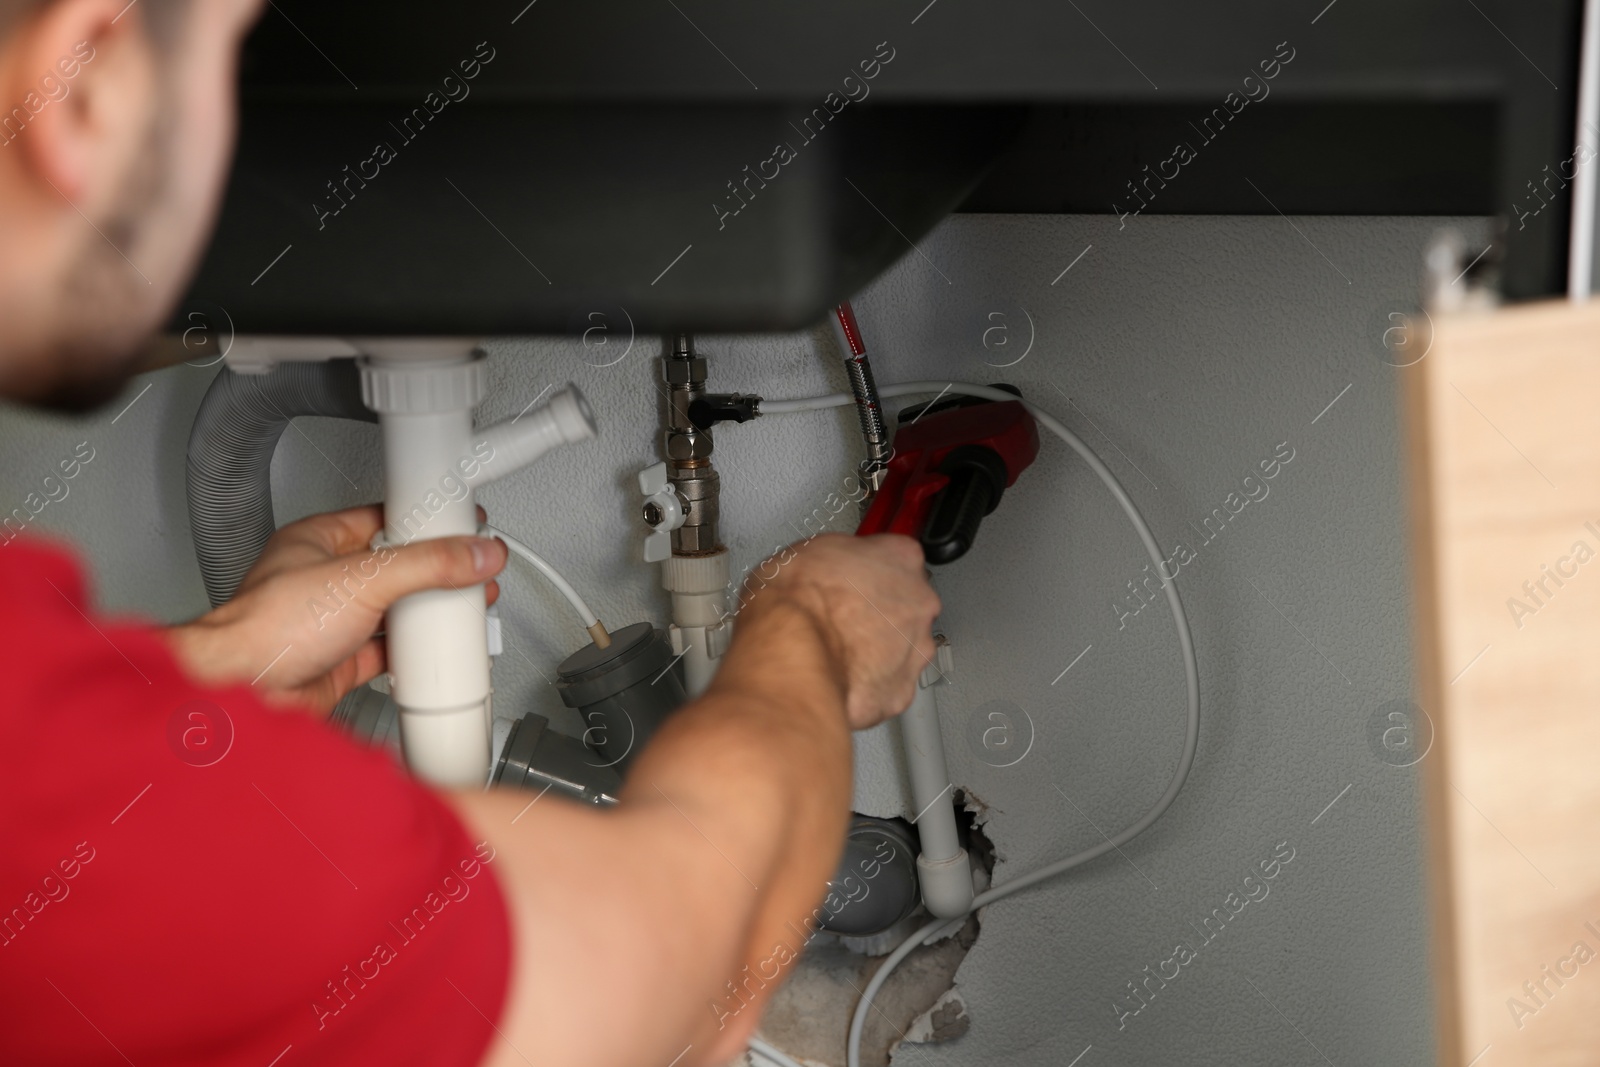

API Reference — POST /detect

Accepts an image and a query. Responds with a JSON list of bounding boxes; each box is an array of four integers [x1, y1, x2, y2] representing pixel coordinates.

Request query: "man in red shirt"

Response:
[[0, 2, 941, 1066]]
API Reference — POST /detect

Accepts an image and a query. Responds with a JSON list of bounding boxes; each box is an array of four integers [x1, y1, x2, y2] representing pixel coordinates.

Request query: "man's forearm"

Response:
[[452, 597, 857, 1067], [619, 598, 854, 1051], [453, 534, 937, 1067]]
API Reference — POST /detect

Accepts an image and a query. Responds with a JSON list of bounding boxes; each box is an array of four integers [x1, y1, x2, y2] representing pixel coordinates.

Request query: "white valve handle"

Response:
[[638, 462, 686, 563]]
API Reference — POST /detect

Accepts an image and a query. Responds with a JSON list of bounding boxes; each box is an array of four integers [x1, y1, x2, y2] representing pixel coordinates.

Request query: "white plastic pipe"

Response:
[[360, 348, 596, 788], [378, 400, 489, 787], [900, 670, 973, 919]]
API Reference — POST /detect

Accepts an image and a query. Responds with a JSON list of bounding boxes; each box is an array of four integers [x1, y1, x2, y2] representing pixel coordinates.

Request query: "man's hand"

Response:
[[166, 505, 508, 713], [739, 532, 941, 730]]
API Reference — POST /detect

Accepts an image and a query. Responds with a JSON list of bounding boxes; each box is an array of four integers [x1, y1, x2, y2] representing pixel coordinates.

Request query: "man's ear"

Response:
[[5, 0, 154, 205]]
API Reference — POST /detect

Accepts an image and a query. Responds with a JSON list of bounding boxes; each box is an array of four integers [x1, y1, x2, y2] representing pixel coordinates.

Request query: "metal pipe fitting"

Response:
[[662, 334, 721, 555], [830, 302, 893, 507]]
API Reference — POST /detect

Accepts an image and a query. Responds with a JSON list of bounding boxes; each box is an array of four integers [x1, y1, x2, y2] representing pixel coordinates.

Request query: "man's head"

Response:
[[0, 0, 261, 410]]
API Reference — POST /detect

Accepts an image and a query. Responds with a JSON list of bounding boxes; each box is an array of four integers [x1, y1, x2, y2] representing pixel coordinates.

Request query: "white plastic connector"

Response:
[[466, 385, 597, 489], [400, 702, 494, 789], [917, 850, 976, 921], [662, 549, 730, 697]]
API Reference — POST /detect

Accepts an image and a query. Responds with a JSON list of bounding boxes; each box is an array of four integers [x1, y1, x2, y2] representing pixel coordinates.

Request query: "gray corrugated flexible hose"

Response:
[[186, 359, 376, 607]]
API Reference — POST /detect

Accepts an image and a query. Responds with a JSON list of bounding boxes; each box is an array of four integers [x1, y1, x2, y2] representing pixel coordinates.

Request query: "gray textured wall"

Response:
[[0, 214, 1480, 1065]]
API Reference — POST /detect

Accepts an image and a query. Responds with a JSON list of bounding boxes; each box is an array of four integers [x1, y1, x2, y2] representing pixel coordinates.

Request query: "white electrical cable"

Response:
[[760, 392, 856, 414], [759, 380, 1201, 1067], [480, 523, 601, 629]]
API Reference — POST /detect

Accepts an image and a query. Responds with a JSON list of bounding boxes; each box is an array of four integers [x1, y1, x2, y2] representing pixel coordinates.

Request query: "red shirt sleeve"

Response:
[[0, 538, 511, 1067]]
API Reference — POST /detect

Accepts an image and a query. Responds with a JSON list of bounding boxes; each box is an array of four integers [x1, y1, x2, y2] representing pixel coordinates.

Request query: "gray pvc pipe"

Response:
[[186, 360, 376, 607]]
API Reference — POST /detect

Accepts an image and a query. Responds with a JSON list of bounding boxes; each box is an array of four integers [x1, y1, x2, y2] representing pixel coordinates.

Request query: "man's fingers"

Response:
[[857, 532, 925, 571], [330, 506, 489, 554], [322, 505, 388, 554], [248, 507, 387, 587], [294, 505, 491, 555], [349, 637, 387, 691], [324, 535, 508, 619]]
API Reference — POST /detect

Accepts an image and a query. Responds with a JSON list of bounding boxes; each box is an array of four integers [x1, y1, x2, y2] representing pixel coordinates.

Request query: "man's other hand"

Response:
[[739, 532, 942, 731], [166, 505, 507, 713]]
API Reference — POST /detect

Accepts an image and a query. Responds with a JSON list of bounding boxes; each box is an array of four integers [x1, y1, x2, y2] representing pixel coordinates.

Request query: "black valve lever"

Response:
[[688, 393, 761, 429]]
